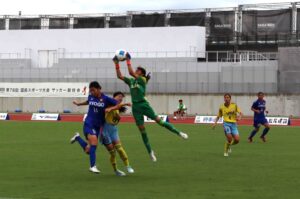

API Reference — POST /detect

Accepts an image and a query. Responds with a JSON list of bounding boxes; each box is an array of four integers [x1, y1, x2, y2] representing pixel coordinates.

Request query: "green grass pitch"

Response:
[[0, 121, 299, 199]]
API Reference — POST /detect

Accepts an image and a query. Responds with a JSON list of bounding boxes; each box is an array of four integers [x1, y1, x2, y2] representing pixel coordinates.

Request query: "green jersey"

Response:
[[124, 76, 147, 103], [178, 103, 186, 110]]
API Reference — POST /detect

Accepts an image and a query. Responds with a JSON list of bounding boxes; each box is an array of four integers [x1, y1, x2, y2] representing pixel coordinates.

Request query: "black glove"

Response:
[[112, 56, 119, 64], [126, 52, 131, 60]]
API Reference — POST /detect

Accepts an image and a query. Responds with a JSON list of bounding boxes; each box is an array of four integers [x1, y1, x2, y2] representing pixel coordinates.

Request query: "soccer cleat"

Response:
[[179, 132, 188, 140], [248, 137, 253, 143], [89, 166, 100, 174], [224, 152, 229, 157], [228, 147, 232, 153], [70, 132, 80, 144], [126, 166, 135, 174], [260, 136, 267, 143], [150, 150, 157, 162], [115, 170, 126, 177]]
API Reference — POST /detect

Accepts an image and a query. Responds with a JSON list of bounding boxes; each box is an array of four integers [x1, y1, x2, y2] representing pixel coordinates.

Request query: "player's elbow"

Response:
[[117, 74, 124, 80], [129, 71, 135, 77]]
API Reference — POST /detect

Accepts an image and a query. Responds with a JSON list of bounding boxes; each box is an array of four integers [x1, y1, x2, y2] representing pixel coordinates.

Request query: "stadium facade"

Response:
[[0, 2, 300, 116]]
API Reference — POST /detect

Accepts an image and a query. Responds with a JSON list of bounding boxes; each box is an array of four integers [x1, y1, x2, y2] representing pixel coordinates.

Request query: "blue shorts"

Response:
[[83, 123, 100, 139], [100, 123, 120, 145], [223, 122, 239, 136], [253, 118, 268, 128]]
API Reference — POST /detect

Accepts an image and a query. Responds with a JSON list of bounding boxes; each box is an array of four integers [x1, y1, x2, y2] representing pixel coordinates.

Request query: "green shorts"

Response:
[[132, 101, 158, 126]]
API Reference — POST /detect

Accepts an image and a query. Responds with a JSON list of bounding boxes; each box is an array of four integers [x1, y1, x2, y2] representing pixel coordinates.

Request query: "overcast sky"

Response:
[[0, 0, 298, 15]]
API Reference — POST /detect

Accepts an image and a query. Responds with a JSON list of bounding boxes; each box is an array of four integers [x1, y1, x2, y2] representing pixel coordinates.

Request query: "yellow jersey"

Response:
[[105, 110, 121, 125], [217, 103, 241, 123]]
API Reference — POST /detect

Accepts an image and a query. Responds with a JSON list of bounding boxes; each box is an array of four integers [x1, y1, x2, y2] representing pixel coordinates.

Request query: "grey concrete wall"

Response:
[[1, 94, 299, 117]]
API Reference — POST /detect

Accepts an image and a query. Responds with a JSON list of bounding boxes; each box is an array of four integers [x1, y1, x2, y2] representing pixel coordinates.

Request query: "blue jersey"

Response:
[[252, 99, 266, 120], [85, 94, 117, 128]]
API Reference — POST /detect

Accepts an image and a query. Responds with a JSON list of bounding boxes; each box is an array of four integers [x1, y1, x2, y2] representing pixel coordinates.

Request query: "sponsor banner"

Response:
[[0, 82, 89, 97], [31, 113, 60, 121], [144, 115, 168, 123], [0, 113, 9, 120], [243, 9, 291, 35], [266, 117, 289, 126], [194, 115, 223, 124]]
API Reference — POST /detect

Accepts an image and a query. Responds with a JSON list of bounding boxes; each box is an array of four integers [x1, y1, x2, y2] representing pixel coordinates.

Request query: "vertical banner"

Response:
[[210, 11, 235, 41]]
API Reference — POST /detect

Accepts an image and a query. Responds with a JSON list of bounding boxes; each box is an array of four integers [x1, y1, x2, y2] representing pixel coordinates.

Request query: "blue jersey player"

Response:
[[248, 92, 271, 143], [70, 81, 117, 173]]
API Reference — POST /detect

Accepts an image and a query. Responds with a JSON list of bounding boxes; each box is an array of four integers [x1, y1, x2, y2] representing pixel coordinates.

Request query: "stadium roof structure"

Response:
[[1, 1, 300, 48]]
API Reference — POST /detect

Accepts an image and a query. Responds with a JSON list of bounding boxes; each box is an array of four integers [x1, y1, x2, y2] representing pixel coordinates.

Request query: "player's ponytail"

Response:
[[146, 72, 151, 82], [137, 66, 151, 82]]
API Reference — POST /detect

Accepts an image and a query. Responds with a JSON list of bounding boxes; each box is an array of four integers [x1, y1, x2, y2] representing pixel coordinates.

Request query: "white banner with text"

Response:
[[0, 83, 89, 97], [31, 113, 60, 121], [0, 113, 9, 120], [194, 115, 223, 124]]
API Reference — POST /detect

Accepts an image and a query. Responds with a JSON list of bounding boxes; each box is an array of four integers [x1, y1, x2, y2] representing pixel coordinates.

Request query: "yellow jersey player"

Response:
[[101, 91, 134, 176], [212, 93, 243, 157]]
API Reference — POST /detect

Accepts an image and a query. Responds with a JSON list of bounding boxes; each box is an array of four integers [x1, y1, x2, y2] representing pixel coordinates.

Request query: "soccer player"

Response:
[[173, 99, 187, 120], [248, 92, 270, 143], [70, 81, 118, 173], [101, 91, 135, 176], [113, 53, 188, 162], [212, 93, 242, 157]]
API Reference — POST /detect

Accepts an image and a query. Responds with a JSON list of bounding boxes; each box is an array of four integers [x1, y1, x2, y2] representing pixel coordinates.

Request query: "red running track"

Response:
[[4, 113, 300, 126]]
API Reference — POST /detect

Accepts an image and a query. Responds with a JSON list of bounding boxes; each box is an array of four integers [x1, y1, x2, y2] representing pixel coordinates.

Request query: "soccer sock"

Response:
[[159, 120, 180, 135], [140, 129, 152, 154], [115, 144, 129, 167], [109, 149, 117, 171], [224, 142, 230, 152], [75, 136, 88, 151], [89, 145, 97, 168], [230, 139, 239, 145], [249, 130, 257, 139], [261, 128, 270, 137]]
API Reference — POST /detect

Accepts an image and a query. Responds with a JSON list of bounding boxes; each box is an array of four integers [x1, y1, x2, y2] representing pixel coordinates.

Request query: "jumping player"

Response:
[[70, 81, 118, 173], [248, 92, 270, 143], [113, 53, 188, 162], [212, 93, 242, 157], [101, 91, 134, 176]]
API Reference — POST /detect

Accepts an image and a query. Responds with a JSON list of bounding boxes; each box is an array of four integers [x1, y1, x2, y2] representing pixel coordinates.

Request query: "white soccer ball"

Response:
[[115, 49, 127, 61]]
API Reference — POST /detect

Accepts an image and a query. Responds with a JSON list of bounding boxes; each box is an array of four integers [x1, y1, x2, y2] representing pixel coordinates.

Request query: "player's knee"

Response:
[[138, 125, 145, 131], [114, 143, 122, 150], [155, 118, 164, 125], [85, 146, 90, 154]]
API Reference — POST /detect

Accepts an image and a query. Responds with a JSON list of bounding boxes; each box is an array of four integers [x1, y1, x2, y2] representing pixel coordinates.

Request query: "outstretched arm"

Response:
[[73, 100, 88, 106], [113, 56, 125, 80], [105, 102, 131, 113], [126, 53, 138, 79]]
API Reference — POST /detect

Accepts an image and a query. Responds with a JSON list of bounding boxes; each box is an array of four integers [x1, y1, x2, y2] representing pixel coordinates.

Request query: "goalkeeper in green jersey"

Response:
[[113, 53, 188, 162]]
